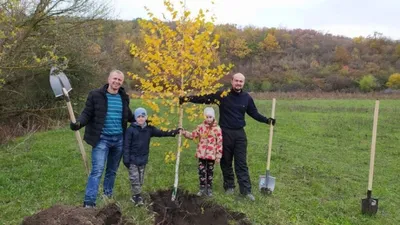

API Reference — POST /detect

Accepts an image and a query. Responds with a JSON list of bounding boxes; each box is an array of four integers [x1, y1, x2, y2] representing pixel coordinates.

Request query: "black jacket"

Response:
[[187, 89, 268, 129], [77, 84, 133, 147], [123, 123, 178, 166]]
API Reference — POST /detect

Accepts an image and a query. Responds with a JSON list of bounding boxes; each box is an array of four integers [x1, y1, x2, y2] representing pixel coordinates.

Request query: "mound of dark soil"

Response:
[[150, 190, 250, 225], [21, 189, 250, 225], [21, 203, 130, 225]]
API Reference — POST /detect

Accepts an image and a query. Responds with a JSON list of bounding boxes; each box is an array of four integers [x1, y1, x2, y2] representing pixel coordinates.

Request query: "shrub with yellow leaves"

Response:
[[386, 73, 400, 89]]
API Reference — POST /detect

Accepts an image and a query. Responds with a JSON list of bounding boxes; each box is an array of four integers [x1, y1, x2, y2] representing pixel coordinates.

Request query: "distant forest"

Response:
[[125, 19, 400, 92], [1, 0, 399, 135]]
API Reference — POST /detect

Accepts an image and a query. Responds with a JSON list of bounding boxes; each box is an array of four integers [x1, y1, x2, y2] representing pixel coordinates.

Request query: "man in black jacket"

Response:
[[180, 73, 276, 201], [70, 70, 133, 208]]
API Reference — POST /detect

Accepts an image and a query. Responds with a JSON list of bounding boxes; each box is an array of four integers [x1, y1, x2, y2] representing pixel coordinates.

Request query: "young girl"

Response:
[[123, 107, 180, 205], [181, 107, 223, 196]]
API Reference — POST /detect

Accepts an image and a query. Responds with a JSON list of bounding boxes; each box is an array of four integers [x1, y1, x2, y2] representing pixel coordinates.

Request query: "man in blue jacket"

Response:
[[180, 73, 276, 201], [70, 70, 133, 208], [123, 107, 180, 205]]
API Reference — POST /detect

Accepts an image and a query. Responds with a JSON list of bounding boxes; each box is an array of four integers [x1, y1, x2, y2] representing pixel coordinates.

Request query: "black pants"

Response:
[[220, 128, 251, 194], [198, 159, 215, 188]]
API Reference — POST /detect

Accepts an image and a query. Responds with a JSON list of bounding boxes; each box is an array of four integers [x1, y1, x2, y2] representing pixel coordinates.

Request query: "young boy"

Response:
[[123, 107, 180, 205], [181, 107, 223, 196]]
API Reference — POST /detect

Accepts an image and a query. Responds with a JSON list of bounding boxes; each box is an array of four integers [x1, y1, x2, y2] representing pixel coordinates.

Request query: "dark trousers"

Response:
[[220, 128, 251, 194], [198, 159, 215, 188]]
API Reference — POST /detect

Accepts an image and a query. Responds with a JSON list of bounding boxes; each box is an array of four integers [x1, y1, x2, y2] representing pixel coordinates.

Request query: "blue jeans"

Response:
[[83, 134, 123, 206]]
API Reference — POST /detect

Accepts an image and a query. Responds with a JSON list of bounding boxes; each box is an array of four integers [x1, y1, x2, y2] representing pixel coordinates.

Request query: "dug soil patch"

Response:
[[150, 189, 250, 225], [21, 189, 250, 225], [22, 203, 131, 225]]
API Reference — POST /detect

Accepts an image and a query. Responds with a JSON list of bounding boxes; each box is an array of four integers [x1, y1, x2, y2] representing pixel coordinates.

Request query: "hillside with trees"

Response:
[[213, 26, 400, 92], [127, 20, 400, 92], [1, 0, 399, 141]]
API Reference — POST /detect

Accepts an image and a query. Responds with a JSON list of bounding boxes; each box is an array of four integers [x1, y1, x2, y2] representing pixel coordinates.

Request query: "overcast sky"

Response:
[[110, 0, 400, 40]]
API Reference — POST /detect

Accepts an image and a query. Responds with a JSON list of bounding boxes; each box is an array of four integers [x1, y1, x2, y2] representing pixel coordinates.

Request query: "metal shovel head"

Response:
[[49, 67, 72, 97], [259, 174, 275, 194], [362, 197, 379, 215]]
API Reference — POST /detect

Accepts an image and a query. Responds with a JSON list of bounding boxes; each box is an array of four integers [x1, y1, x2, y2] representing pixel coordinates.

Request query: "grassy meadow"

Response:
[[1, 99, 399, 225]]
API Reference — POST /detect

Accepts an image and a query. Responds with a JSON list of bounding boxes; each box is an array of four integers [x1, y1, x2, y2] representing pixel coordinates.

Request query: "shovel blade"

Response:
[[259, 175, 275, 194], [50, 75, 63, 97], [49, 67, 72, 97], [361, 197, 379, 215]]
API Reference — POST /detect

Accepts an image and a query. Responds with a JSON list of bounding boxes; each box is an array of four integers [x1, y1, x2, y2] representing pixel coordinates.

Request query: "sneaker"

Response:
[[225, 188, 234, 195], [83, 203, 96, 208], [207, 189, 213, 197], [245, 193, 255, 201], [103, 194, 113, 200], [131, 194, 144, 206], [104, 194, 113, 199], [196, 188, 206, 197]]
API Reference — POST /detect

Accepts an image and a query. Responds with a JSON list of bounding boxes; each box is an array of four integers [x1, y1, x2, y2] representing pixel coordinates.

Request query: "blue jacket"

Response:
[[123, 123, 178, 166]]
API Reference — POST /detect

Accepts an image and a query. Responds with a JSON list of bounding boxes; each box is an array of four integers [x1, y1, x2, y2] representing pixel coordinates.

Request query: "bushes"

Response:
[[359, 75, 378, 92], [386, 73, 400, 89], [246, 80, 272, 92], [324, 75, 356, 92]]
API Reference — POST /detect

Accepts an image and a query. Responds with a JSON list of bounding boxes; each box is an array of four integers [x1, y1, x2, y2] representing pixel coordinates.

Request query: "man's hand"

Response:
[[70, 121, 81, 131], [215, 158, 221, 163], [179, 96, 185, 105], [171, 128, 183, 136], [267, 118, 276, 126]]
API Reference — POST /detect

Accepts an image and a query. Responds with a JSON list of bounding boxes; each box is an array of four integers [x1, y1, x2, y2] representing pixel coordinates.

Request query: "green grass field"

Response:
[[1, 99, 399, 225]]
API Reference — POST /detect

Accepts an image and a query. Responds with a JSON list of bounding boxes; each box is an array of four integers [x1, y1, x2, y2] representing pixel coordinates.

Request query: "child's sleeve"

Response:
[[215, 126, 223, 160], [151, 126, 178, 137], [123, 128, 133, 166], [183, 125, 200, 140]]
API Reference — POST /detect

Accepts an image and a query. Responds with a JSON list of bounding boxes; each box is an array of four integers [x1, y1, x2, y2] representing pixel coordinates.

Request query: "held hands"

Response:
[[267, 118, 276, 126], [179, 96, 185, 105], [178, 128, 186, 135], [215, 158, 221, 163], [179, 96, 189, 105], [171, 128, 183, 136], [178, 128, 189, 137], [70, 121, 81, 131]]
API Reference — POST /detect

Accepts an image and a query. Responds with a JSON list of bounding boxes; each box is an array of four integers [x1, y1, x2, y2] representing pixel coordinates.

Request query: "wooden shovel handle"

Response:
[[266, 98, 276, 170], [368, 100, 379, 191], [63, 88, 90, 176]]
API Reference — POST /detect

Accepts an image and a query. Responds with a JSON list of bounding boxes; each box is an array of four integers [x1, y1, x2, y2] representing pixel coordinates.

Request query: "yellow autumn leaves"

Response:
[[128, 0, 232, 163], [163, 139, 190, 163]]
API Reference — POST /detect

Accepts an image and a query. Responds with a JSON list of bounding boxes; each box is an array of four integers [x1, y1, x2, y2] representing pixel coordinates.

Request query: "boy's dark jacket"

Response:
[[123, 123, 178, 166]]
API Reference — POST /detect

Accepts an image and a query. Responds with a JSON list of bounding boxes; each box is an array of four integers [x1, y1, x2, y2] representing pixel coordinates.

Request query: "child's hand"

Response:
[[171, 128, 182, 136], [215, 158, 221, 163]]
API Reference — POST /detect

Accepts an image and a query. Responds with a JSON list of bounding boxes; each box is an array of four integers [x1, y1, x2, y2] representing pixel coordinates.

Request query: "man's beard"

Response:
[[233, 86, 242, 92]]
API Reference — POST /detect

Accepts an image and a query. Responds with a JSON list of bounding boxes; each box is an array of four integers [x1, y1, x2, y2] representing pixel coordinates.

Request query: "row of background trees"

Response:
[[1, 0, 400, 141]]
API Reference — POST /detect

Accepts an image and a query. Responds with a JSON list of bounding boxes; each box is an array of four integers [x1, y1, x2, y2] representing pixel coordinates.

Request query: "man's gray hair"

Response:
[[109, 69, 124, 76]]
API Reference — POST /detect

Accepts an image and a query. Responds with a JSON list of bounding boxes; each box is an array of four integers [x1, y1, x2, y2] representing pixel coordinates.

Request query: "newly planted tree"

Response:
[[128, 0, 232, 200]]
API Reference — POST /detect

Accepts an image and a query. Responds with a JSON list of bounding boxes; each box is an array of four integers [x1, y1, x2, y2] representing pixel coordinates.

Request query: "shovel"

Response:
[[361, 100, 380, 215], [49, 67, 89, 175], [259, 98, 276, 194]]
